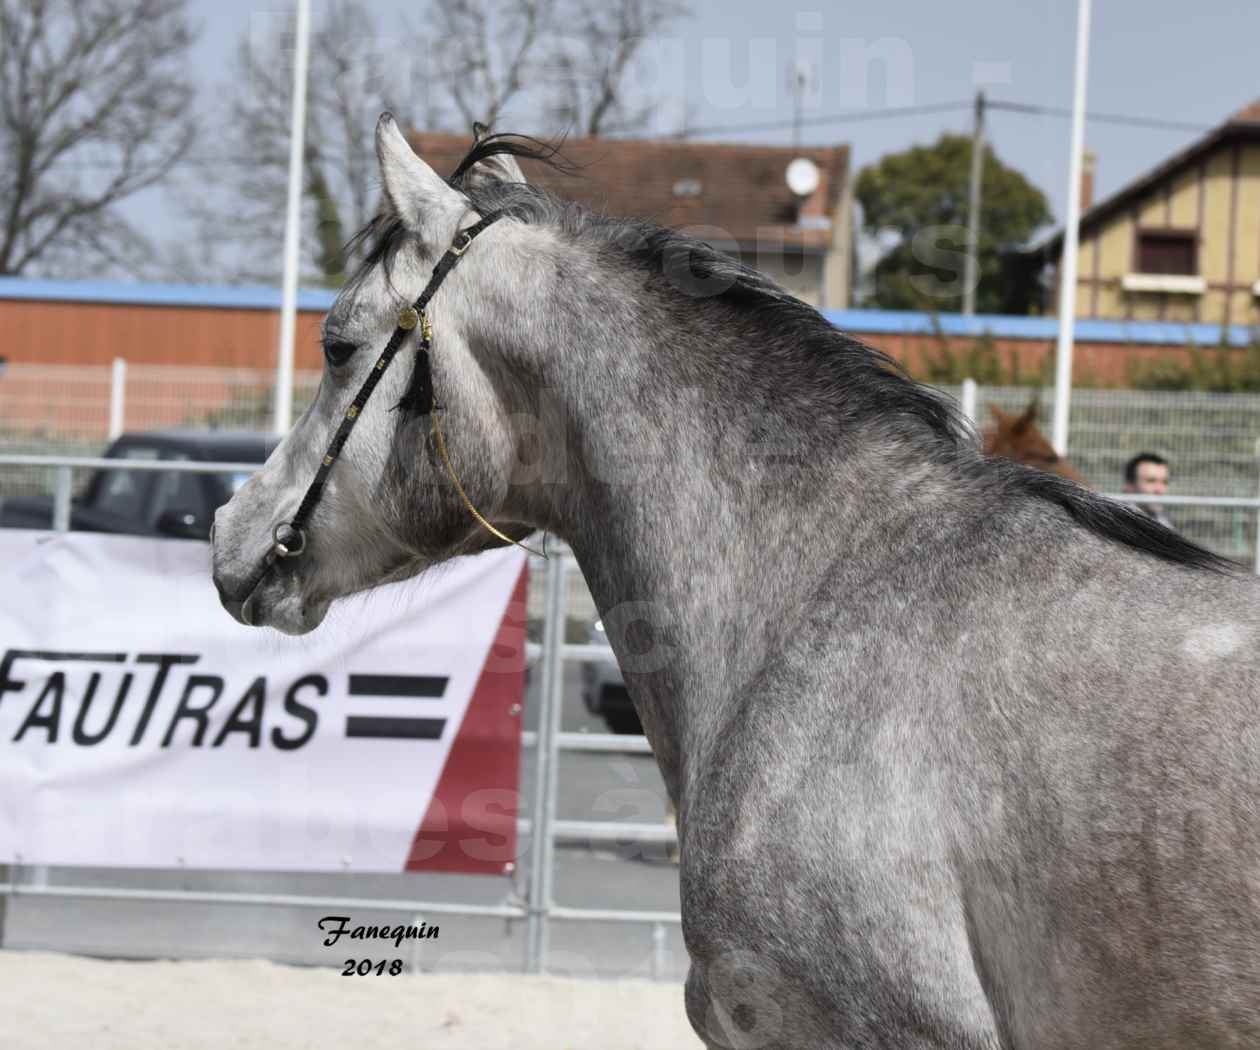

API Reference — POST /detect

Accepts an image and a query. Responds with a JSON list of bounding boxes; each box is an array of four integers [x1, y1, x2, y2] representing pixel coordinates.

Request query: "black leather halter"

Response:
[[235, 211, 503, 620]]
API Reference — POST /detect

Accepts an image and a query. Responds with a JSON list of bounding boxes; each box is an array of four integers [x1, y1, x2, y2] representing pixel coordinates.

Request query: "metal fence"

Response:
[[3, 445, 1260, 976], [5, 363, 1260, 561], [949, 382, 1260, 562], [0, 361, 322, 503], [0, 457, 676, 977]]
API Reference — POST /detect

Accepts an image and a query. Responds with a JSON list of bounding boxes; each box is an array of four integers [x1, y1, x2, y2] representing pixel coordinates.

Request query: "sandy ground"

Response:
[[0, 950, 704, 1050]]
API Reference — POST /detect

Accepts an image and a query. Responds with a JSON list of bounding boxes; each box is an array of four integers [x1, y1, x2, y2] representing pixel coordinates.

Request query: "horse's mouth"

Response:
[[246, 526, 536, 633], [228, 575, 331, 636]]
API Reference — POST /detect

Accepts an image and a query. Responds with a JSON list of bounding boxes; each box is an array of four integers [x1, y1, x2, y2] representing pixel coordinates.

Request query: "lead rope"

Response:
[[430, 397, 547, 558]]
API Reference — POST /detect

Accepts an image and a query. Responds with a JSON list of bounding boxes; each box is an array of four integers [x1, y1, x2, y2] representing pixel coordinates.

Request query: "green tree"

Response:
[[855, 134, 1053, 314]]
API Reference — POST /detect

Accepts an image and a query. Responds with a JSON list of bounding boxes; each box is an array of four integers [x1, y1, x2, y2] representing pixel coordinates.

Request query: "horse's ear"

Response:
[[468, 151, 528, 186], [375, 112, 461, 230], [1015, 401, 1039, 431], [461, 126, 529, 188]]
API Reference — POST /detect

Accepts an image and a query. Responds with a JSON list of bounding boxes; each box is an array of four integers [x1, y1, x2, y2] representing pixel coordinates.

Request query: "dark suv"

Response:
[[580, 618, 642, 735], [0, 430, 278, 540]]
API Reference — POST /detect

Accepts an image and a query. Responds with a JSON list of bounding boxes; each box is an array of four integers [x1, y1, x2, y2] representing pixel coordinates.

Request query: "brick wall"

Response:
[[2, 281, 1253, 388]]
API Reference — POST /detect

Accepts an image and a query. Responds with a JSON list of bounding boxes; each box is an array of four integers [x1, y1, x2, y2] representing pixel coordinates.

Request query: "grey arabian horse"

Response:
[[212, 114, 1260, 1048]]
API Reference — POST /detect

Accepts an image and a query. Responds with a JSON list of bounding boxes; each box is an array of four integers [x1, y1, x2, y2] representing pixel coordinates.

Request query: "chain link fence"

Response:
[[3, 363, 1259, 561], [0, 362, 322, 505], [954, 384, 1260, 563]]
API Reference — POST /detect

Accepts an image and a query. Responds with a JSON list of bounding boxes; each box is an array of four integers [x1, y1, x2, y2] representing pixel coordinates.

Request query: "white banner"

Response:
[[0, 531, 526, 874]]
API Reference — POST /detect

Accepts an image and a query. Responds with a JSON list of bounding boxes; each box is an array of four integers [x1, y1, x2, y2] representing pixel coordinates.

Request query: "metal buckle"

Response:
[[449, 230, 473, 257], [272, 521, 307, 558]]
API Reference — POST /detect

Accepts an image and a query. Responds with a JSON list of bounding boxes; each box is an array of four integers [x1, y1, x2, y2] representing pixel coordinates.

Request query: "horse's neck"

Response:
[[559, 416, 937, 802], [496, 277, 955, 797]]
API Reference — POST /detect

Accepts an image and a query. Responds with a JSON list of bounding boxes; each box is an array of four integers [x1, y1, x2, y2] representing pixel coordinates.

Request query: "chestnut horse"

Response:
[[982, 399, 1085, 483]]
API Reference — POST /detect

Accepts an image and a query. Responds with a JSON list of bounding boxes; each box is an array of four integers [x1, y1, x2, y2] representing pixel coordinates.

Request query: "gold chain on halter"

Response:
[[428, 379, 547, 559]]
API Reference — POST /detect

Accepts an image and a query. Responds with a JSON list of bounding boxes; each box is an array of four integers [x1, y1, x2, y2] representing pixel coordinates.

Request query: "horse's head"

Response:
[[211, 114, 542, 634], [982, 401, 1085, 484]]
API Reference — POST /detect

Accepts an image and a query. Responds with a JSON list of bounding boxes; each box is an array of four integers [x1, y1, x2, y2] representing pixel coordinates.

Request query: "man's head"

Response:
[[1124, 452, 1170, 496]]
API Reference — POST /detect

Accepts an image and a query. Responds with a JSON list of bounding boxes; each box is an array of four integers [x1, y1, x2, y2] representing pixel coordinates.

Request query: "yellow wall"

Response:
[[1098, 217, 1132, 275], [1136, 193, 1166, 229], [1236, 144, 1260, 285], [1201, 149, 1234, 286], [1096, 283, 1124, 317], [1075, 235, 1095, 280], [1169, 169, 1200, 228], [1073, 213, 1131, 319], [1202, 288, 1228, 323]]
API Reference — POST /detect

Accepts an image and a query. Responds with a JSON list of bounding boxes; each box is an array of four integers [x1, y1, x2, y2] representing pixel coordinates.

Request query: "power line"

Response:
[[987, 99, 1214, 134], [665, 98, 1216, 141], [666, 100, 973, 140]]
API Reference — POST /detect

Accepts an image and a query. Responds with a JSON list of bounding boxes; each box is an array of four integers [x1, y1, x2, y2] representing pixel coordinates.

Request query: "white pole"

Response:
[[1051, 0, 1092, 456], [963, 92, 985, 316], [960, 377, 978, 427], [108, 357, 126, 439], [273, 0, 312, 436]]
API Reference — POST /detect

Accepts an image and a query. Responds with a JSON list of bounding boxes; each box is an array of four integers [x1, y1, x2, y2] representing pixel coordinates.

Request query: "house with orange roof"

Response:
[[409, 130, 854, 310]]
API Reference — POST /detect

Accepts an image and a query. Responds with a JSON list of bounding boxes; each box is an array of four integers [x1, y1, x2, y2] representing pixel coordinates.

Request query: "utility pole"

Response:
[[963, 91, 986, 315], [790, 63, 813, 148]]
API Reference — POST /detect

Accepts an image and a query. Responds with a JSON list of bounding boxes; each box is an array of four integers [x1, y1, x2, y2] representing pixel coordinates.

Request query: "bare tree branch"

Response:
[[544, 0, 689, 137], [182, 0, 691, 284], [0, 0, 197, 276], [430, 0, 556, 130], [184, 1, 403, 285]]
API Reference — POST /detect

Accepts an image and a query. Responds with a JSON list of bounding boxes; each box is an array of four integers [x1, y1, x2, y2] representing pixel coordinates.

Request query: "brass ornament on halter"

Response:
[[397, 306, 420, 330], [420, 311, 433, 344]]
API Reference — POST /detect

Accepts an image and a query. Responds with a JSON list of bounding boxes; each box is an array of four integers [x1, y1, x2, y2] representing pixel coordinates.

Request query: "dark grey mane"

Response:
[[355, 133, 1231, 575]]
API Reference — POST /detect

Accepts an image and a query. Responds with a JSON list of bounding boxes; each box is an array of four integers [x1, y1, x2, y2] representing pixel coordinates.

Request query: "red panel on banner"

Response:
[[405, 563, 527, 874]]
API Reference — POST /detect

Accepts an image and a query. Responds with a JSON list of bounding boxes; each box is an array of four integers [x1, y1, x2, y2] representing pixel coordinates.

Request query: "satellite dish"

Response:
[[786, 157, 820, 198]]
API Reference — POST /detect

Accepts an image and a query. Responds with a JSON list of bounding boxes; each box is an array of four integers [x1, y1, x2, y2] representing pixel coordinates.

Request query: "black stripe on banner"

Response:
[[347, 674, 448, 698], [7, 649, 128, 663], [345, 716, 446, 740]]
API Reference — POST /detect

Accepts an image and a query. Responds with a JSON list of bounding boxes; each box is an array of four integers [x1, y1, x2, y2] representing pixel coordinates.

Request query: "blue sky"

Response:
[[149, 0, 1258, 276]]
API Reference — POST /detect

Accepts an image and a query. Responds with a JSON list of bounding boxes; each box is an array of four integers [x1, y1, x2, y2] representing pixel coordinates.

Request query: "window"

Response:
[[1136, 230, 1197, 276], [93, 445, 161, 520], [149, 454, 206, 529], [224, 471, 253, 495]]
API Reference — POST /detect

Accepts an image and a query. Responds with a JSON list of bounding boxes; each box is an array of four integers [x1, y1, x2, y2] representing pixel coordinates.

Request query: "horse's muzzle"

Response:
[[213, 573, 257, 626]]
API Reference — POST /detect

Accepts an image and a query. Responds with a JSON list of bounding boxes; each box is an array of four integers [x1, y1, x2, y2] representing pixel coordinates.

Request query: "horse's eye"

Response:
[[323, 340, 357, 368]]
